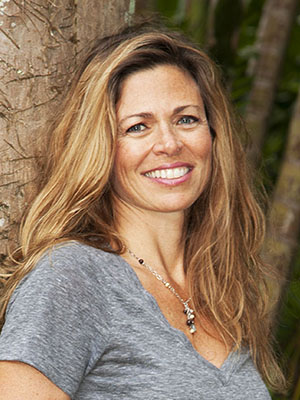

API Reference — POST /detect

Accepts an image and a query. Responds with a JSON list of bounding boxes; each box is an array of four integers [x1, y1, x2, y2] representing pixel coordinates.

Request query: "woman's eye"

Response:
[[126, 123, 146, 133], [178, 116, 199, 125]]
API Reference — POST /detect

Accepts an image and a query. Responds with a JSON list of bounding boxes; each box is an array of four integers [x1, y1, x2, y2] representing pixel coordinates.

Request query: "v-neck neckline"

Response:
[[114, 252, 245, 380]]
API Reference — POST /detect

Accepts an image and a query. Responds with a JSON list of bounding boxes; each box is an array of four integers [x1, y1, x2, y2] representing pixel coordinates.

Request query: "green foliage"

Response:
[[263, 14, 300, 189], [211, 0, 244, 71], [154, 0, 179, 19], [153, 0, 209, 45], [232, 0, 300, 193], [230, 0, 265, 110]]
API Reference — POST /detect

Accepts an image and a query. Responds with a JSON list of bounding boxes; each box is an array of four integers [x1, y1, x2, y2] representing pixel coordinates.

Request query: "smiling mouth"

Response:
[[144, 166, 191, 179]]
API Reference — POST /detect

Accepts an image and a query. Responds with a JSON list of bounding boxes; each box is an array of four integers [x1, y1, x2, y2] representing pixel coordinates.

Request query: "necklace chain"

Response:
[[127, 248, 197, 334]]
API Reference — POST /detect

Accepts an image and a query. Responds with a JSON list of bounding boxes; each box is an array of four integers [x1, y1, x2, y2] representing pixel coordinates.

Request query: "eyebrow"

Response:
[[118, 105, 203, 125]]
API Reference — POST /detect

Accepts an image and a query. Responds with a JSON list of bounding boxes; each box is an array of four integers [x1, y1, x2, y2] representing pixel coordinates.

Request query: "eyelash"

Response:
[[126, 123, 147, 133], [178, 116, 199, 125], [125, 115, 199, 134]]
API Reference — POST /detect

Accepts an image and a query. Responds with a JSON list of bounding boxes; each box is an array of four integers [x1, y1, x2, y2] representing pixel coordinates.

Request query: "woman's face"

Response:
[[113, 64, 212, 215]]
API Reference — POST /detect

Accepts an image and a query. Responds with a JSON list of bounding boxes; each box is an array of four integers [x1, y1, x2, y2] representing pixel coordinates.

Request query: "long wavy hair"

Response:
[[0, 23, 285, 391]]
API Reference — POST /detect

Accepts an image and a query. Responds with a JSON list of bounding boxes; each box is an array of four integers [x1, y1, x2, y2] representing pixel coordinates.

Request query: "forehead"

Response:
[[116, 64, 204, 117]]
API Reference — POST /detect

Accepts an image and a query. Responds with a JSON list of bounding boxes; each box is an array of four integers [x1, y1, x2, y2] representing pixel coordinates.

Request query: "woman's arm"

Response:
[[0, 361, 70, 400]]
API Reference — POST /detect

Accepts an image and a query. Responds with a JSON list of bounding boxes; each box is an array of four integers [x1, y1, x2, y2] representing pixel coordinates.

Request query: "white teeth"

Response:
[[174, 168, 181, 178], [161, 170, 167, 178], [145, 167, 190, 179]]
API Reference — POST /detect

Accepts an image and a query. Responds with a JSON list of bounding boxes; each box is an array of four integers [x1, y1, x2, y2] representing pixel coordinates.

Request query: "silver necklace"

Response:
[[127, 248, 197, 334]]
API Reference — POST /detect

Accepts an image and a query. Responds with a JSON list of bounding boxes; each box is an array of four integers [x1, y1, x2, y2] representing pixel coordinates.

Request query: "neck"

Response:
[[113, 199, 186, 283]]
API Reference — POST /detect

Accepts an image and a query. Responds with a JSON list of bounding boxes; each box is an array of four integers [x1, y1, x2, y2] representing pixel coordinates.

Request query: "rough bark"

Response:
[[264, 87, 300, 286], [245, 0, 298, 166], [0, 0, 132, 258]]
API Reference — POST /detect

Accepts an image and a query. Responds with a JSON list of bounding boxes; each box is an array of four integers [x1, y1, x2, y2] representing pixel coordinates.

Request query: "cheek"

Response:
[[112, 150, 126, 189], [112, 142, 138, 187], [193, 132, 213, 190], [114, 138, 150, 174], [192, 130, 213, 160]]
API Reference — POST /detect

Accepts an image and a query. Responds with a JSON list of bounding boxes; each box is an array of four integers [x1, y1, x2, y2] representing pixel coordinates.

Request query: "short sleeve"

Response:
[[0, 244, 110, 397]]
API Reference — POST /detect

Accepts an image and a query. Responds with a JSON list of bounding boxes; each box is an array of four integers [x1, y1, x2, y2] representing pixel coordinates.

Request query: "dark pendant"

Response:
[[183, 303, 196, 334]]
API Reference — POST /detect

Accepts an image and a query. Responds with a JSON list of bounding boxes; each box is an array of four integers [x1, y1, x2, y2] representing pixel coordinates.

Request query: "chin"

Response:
[[154, 199, 197, 213]]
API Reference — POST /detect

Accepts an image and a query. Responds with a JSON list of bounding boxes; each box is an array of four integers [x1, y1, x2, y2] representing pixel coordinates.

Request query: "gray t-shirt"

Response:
[[0, 242, 271, 399]]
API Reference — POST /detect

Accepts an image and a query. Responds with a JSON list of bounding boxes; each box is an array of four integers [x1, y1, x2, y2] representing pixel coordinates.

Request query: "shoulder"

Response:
[[29, 241, 119, 283], [9, 241, 122, 312], [37, 241, 116, 270], [1, 242, 114, 396], [5, 241, 118, 337]]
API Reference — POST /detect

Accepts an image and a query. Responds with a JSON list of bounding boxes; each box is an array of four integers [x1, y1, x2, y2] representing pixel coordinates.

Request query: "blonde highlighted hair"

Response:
[[0, 22, 285, 391]]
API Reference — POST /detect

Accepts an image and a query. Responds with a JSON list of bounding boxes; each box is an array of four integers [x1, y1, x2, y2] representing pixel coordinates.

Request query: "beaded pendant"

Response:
[[184, 302, 196, 334], [128, 249, 197, 334]]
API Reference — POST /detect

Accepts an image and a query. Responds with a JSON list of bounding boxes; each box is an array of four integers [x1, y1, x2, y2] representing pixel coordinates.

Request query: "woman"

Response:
[[0, 23, 284, 399]]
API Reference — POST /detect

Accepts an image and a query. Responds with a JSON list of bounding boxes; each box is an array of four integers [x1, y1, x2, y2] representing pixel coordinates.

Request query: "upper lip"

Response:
[[142, 162, 193, 174]]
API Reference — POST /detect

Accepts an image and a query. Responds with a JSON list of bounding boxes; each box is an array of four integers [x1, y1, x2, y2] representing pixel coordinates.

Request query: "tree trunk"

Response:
[[245, 0, 298, 166], [264, 87, 300, 292], [0, 0, 132, 258]]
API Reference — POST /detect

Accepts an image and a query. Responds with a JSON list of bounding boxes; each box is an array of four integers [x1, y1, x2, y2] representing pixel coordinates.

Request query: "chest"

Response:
[[131, 266, 230, 369], [75, 272, 271, 400]]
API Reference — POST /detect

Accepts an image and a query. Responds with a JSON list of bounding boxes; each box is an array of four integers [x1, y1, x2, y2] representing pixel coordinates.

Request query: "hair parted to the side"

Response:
[[0, 22, 285, 391]]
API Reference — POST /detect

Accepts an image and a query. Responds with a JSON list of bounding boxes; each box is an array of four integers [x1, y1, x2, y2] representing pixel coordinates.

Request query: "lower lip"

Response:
[[144, 169, 193, 186]]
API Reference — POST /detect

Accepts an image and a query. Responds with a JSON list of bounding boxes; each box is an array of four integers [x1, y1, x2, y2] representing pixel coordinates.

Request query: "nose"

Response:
[[152, 124, 183, 156]]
